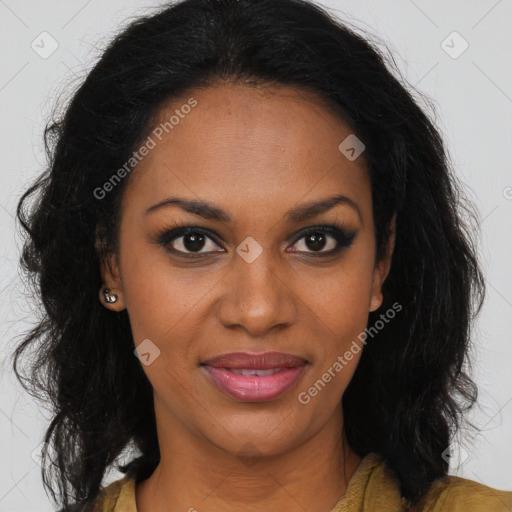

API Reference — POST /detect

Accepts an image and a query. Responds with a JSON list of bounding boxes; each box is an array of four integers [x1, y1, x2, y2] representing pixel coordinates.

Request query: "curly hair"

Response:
[[12, 0, 485, 509]]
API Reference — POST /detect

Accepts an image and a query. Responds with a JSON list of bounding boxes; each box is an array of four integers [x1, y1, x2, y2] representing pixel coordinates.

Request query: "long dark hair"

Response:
[[12, 0, 485, 509]]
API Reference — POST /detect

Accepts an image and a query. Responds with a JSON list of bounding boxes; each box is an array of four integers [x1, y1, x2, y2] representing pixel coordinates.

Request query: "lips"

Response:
[[201, 352, 308, 402], [202, 351, 307, 369]]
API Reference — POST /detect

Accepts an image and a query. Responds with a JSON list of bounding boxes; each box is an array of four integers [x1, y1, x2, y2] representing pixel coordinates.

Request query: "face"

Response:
[[100, 84, 394, 460]]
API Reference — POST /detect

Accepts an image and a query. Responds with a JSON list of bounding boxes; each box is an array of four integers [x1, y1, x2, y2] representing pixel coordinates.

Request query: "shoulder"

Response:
[[420, 474, 512, 512], [360, 455, 511, 512], [55, 474, 135, 512]]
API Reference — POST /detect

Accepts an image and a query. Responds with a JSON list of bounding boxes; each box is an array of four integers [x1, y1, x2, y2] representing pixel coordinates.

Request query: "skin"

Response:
[[100, 83, 395, 512]]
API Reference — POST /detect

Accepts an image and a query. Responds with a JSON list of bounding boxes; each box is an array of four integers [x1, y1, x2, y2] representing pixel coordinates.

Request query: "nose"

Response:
[[217, 247, 298, 337]]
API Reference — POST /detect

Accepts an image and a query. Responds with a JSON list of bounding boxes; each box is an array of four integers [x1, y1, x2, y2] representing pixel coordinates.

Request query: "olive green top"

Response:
[[84, 453, 512, 511]]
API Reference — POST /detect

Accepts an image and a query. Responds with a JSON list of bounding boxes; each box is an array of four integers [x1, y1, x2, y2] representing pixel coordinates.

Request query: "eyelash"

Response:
[[153, 222, 357, 259]]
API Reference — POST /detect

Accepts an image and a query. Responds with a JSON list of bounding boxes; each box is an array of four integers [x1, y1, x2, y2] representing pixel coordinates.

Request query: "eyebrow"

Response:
[[145, 194, 361, 223]]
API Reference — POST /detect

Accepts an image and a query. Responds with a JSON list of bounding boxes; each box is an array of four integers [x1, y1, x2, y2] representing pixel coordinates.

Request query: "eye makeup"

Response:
[[149, 221, 358, 260]]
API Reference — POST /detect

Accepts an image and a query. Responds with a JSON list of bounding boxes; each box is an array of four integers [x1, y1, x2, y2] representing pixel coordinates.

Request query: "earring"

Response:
[[103, 288, 118, 304]]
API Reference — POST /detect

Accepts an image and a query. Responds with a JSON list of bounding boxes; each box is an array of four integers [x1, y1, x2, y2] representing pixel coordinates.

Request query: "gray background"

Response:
[[0, 0, 511, 510]]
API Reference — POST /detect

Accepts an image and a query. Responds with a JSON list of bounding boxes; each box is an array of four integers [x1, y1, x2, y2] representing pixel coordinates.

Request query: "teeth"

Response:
[[229, 368, 283, 376]]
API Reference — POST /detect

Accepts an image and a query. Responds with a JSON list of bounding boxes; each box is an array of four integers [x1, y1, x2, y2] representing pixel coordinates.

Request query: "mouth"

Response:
[[201, 351, 308, 402]]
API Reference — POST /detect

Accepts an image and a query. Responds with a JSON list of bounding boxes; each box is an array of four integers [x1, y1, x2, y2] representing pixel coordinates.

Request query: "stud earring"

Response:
[[103, 288, 118, 304]]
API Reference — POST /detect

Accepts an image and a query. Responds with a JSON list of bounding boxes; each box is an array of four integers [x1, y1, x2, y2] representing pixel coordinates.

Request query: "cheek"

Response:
[[303, 252, 375, 340], [120, 257, 199, 392], [120, 243, 215, 343], [296, 245, 375, 399], [297, 276, 369, 409]]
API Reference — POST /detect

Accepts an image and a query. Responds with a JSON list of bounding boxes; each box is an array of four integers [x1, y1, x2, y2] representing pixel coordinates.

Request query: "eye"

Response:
[[153, 223, 357, 258], [156, 226, 224, 256], [288, 226, 356, 256]]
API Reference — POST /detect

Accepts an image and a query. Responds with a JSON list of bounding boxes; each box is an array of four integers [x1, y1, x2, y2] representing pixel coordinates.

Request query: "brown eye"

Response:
[[294, 232, 335, 252], [154, 224, 356, 259], [288, 226, 356, 256], [157, 227, 224, 256], [167, 231, 222, 253]]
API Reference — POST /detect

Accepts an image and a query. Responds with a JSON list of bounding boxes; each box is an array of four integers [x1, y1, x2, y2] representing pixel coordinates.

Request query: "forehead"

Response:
[[122, 84, 371, 222]]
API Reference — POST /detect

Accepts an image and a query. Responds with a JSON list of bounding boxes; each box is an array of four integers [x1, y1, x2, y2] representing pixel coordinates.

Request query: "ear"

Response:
[[96, 232, 126, 312], [369, 214, 396, 312]]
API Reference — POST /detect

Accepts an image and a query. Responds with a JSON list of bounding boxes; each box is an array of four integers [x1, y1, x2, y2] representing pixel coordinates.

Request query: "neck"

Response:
[[136, 401, 362, 512]]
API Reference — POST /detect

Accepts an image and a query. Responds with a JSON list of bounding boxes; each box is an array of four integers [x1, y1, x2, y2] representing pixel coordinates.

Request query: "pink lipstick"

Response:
[[201, 351, 308, 402]]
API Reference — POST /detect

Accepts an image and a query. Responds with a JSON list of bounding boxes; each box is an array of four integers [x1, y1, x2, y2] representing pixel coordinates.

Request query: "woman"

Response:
[[12, 0, 511, 511]]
